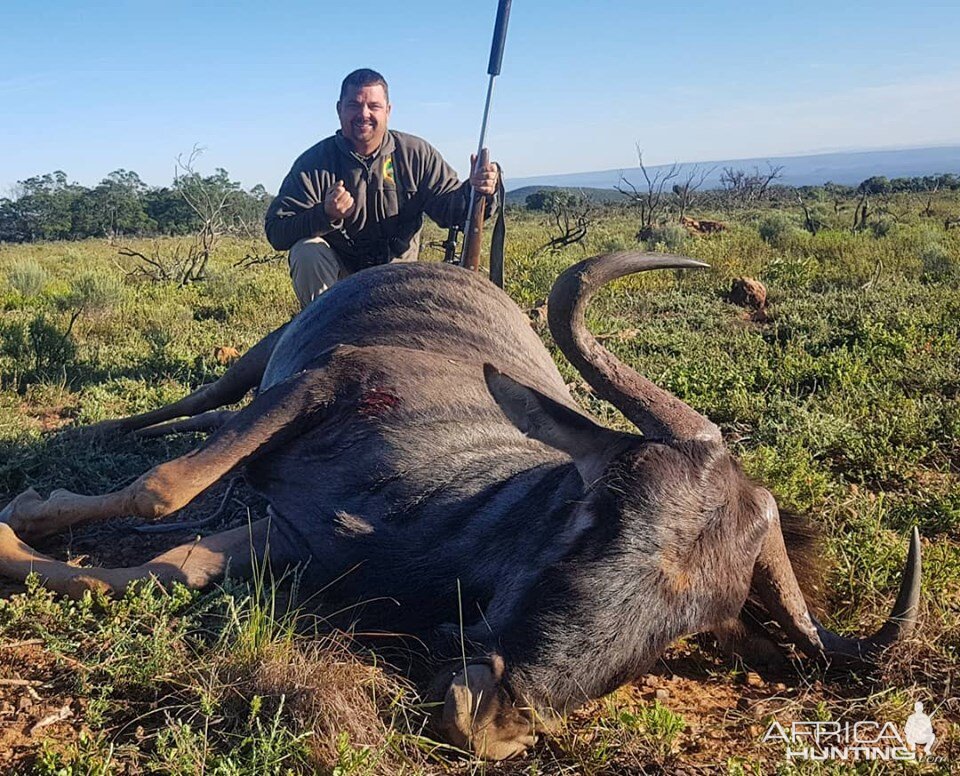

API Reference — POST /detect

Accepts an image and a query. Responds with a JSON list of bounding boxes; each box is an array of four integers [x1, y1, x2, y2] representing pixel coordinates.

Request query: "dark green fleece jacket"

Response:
[[265, 130, 470, 272]]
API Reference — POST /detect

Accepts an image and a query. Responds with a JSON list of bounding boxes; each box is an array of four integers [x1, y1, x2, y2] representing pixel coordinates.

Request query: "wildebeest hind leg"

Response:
[[0, 518, 272, 598], [1, 360, 341, 542], [77, 322, 288, 438]]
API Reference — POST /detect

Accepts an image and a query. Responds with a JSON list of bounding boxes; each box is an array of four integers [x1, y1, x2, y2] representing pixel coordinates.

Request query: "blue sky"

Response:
[[2, 0, 959, 194]]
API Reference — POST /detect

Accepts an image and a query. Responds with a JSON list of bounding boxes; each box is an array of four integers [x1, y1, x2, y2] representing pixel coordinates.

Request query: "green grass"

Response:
[[0, 193, 958, 773]]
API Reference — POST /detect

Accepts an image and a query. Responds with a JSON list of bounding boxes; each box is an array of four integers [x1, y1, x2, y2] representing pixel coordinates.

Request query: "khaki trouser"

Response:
[[288, 238, 349, 309], [288, 234, 421, 310]]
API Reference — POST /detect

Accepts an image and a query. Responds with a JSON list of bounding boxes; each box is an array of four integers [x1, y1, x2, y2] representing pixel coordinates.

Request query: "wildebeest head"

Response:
[[438, 253, 921, 759]]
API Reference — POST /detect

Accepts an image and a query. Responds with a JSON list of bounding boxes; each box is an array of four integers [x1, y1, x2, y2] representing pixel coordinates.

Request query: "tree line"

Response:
[[0, 167, 271, 243], [5, 163, 959, 245], [525, 173, 960, 212]]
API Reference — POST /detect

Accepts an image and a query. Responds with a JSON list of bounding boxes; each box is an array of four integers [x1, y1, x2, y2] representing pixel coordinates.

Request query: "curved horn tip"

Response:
[[592, 251, 711, 270], [892, 526, 922, 621], [642, 253, 711, 270], [869, 525, 922, 654], [816, 527, 923, 664], [897, 525, 922, 622]]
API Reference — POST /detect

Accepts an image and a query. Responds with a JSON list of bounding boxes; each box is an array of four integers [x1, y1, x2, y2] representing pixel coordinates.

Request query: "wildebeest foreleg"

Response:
[[0, 518, 271, 598], [0, 359, 340, 542], [134, 410, 238, 438], [77, 322, 288, 437]]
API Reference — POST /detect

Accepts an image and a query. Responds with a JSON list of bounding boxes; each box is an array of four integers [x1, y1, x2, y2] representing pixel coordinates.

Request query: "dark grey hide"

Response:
[[242, 261, 769, 716]]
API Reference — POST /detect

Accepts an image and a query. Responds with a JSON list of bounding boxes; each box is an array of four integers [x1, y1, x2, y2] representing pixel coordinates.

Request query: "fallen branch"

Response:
[[0, 639, 43, 649], [233, 251, 285, 269]]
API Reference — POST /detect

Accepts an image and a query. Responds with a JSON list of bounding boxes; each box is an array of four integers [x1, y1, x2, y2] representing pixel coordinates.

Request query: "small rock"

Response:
[[643, 675, 660, 688], [213, 346, 241, 365], [773, 682, 787, 693], [728, 277, 768, 311], [746, 672, 764, 688], [655, 688, 670, 701], [16, 695, 33, 713]]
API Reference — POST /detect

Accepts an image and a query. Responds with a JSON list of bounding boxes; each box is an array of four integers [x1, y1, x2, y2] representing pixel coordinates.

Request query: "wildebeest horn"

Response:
[[754, 490, 922, 661], [548, 252, 721, 443]]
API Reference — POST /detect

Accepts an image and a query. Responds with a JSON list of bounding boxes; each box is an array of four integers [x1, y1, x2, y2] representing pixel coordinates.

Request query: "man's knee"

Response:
[[288, 238, 346, 308], [392, 230, 422, 264]]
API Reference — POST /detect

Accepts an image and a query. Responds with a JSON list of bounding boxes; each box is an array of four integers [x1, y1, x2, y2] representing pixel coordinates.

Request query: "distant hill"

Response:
[[505, 145, 960, 195], [504, 185, 625, 207]]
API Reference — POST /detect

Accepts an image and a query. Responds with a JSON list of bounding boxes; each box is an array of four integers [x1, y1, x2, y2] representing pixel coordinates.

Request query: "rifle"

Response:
[[459, 0, 512, 287]]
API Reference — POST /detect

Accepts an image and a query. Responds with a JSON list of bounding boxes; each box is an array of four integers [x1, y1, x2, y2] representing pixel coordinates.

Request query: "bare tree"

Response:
[[172, 146, 231, 283], [535, 190, 594, 255], [851, 177, 909, 232], [917, 177, 941, 218], [875, 196, 910, 226], [671, 164, 715, 221], [117, 240, 179, 282], [852, 189, 870, 232], [824, 183, 850, 218], [795, 191, 820, 235], [719, 163, 784, 208], [615, 146, 680, 240], [117, 147, 264, 284]]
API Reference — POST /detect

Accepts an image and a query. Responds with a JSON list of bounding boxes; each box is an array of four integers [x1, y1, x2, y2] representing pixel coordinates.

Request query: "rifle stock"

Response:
[[460, 147, 489, 272]]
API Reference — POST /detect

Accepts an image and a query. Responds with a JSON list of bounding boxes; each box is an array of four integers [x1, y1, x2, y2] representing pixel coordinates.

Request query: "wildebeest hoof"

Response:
[[64, 573, 114, 600], [441, 655, 538, 760], [0, 488, 44, 536], [0, 522, 20, 557], [1, 488, 88, 541]]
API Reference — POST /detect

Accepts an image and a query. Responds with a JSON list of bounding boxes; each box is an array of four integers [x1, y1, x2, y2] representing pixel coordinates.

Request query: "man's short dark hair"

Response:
[[339, 69, 389, 103]]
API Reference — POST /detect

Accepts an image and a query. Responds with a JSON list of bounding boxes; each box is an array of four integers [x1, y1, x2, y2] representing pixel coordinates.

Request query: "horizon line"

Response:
[[508, 142, 960, 186]]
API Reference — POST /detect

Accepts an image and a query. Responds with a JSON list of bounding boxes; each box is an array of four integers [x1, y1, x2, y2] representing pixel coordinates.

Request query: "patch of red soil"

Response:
[[0, 643, 88, 771]]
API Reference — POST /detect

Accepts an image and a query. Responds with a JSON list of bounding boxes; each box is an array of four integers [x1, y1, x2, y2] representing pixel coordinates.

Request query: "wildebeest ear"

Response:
[[484, 364, 630, 482]]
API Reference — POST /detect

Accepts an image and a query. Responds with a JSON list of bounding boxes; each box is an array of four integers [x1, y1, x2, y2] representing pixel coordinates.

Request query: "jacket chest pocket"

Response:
[[376, 173, 417, 219]]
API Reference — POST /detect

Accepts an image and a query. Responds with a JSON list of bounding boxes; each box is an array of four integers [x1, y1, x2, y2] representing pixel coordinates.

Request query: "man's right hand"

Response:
[[324, 180, 356, 221]]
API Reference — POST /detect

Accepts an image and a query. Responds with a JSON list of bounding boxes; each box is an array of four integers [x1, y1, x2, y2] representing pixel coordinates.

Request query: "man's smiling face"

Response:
[[337, 84, 391, 156]]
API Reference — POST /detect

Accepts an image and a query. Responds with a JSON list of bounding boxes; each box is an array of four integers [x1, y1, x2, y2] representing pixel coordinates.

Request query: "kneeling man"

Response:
[[265, 68, 500, 308]]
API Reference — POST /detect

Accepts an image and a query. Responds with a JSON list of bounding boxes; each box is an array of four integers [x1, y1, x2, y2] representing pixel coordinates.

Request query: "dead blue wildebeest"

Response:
[[0, 254, 920, 759]]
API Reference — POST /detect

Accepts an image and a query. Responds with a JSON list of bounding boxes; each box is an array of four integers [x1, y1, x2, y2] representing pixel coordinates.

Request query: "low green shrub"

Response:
[[644, 223, 689, 252], [6, 258, 49, 298]]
